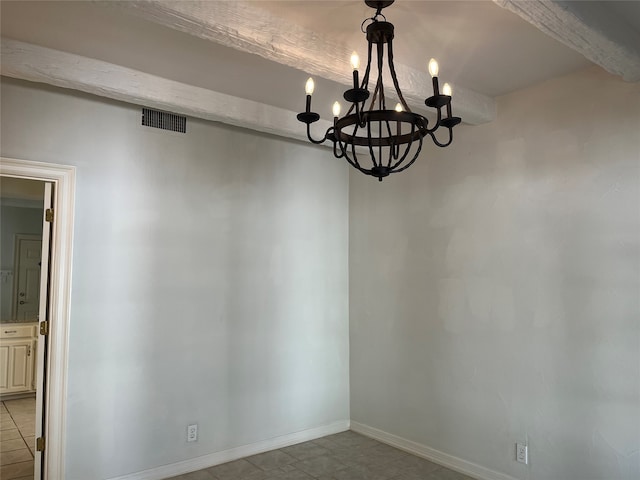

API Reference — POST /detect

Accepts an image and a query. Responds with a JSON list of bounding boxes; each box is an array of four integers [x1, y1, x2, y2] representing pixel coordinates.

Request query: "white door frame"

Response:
[[1, 157, 75, 480]]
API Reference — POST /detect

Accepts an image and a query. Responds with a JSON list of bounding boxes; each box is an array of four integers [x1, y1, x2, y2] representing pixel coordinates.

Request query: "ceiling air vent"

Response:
[[142, 108, 187, 133]]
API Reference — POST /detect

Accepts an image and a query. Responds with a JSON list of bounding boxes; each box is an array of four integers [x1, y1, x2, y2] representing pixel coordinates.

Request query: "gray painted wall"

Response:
[[2, 64, 638, 480], [1, 77, 350, 479], [349, 66, 640, 480]]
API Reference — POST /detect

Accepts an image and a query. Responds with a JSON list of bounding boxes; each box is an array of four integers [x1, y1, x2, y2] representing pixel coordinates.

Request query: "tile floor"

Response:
[[0, 396, 36, 480], [166, 431, 476, 480]]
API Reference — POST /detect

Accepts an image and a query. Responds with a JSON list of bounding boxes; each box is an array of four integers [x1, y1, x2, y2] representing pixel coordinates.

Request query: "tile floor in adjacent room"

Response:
[[0, 396, 36, 480], [167, 430, 476, 480]]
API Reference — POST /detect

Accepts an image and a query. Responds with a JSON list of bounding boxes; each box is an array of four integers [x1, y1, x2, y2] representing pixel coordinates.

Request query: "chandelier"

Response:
[[297, 0, 461, 181]]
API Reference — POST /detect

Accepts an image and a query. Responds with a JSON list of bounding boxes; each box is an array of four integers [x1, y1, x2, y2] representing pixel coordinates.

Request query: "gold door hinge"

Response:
[[40, 321, 49, 336], [36, 436, 45, 452], [45, 208, 54, 222]]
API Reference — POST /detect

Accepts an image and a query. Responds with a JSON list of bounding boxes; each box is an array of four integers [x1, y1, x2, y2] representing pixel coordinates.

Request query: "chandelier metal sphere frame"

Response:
[[297, 0, 461, 181]]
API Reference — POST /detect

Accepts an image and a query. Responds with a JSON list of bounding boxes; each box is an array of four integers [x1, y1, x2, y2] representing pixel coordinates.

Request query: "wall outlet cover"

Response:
[[516, 443, 528, 464], [187, 424, 198, 443]]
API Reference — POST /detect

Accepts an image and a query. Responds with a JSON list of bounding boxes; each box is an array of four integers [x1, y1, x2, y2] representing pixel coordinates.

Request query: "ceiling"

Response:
[[1, 1, 639, 140], [0, 177, 45, 202]]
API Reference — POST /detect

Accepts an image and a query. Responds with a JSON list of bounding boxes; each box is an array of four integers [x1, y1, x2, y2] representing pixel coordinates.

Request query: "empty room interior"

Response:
[[0, 1, 638, 480]]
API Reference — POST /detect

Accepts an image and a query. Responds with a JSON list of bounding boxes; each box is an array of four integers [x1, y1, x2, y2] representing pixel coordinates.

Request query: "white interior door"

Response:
[[14, 235, 42, 321], [34, 182, 53, 480]]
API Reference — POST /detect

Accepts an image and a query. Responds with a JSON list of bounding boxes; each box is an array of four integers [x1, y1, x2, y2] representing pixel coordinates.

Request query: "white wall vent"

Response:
[[142, 108, 187, 133]]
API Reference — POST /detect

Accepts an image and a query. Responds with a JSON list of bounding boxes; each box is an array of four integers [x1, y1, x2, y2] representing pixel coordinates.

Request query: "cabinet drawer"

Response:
[[1, 325, 36, 339]]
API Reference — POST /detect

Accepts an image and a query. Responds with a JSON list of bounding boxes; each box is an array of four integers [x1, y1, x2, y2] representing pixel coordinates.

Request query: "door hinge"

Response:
[[27, 345, 31, 356], [40, 321, 49, 336], [36, 436, 45, 452], [45, 208, 54, 222]]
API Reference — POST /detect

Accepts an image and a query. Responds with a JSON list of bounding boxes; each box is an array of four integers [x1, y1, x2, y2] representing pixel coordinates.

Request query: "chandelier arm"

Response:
[[391, 138, 400, 162], [379, 118, 383, 167], [383, 119, 397, 165], [335, 135, 359, 169], [389, 122, 417, 170], [427, 127, 453, 148], [422, 106, 443, 134], [349, 139, 364, 170], [337, 136, 352, 164], [387, 39, 411, 112], [340, 145, 360, 170], [353, 142, 362, 169], [366, 119, 380, 167], [338, 123, 363, 170], [339, 140, 379, 177], [361, 38, 374, 95], [351, 123, 363, 169], [306, 124, 332, 145], [392, 135, 424, 173], [376, 41, 386, 110], [343, 152, 362, 172], [332, 137, 346, 159], [352, 39, 374, 123], [391, 117, 400, 156], [369, 81, 380, 114]]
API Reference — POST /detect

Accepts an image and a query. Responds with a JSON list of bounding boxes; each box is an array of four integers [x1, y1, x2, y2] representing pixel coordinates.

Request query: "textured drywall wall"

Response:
[[349, 66, 639, 480], [0, 77, 349, 479]]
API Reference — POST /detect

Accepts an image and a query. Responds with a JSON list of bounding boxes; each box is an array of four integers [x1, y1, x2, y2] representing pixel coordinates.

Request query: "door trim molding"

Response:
[[1, 157, 76, 480]]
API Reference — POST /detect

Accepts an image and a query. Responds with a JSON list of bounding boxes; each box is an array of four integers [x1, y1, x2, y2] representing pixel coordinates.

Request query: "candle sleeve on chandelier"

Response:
[[428, 58, 439, 77], [351, 52, 360, 90], [428, 58, 440, 96], [305, 77, 314, 112], [305, 77, 315, 95], [333, 101, 341, 118], [443, 83, 453, 118], [351, 52, 360, 70]]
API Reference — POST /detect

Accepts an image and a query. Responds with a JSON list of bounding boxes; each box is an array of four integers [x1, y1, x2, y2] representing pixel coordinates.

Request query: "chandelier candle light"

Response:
[[297, 0, 461, 181]]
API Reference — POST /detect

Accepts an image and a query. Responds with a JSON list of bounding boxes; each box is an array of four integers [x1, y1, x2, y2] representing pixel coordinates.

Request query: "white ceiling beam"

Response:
[[1, 38, 332, 146], [103, 0, 496, 125], [494, 0, 640, 82]]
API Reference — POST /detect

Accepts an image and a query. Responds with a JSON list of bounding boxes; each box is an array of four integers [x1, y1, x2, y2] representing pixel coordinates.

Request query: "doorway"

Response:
[[1, 177, 47, 479], [0, 158, 75, 480]]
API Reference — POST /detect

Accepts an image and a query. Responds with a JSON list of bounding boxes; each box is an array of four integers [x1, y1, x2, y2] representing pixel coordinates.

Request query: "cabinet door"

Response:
[[0, 339, 34, 394], [0, 344, 9, 391]]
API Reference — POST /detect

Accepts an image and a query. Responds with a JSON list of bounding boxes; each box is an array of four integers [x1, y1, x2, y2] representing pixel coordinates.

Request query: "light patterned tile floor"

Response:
[[166, 431, 476, 480], [0, 396, 36, 480]]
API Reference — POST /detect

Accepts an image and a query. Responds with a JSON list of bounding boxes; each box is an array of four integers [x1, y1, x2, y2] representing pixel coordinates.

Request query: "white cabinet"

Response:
[[0, 324, 37, 395]]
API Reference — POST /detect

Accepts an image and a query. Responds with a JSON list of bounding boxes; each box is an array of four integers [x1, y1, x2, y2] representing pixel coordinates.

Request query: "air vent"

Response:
[[142, 108, 186, 133]]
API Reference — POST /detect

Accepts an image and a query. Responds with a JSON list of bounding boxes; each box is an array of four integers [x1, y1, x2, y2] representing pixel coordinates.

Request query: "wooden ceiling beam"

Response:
[[494, 0, 640, 82], [1, 39, 333, 145], [103, 0, 496, 125]]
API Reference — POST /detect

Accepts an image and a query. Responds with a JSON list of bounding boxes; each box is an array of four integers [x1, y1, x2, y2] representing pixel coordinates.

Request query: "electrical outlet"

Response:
[[187, 424, 198, 443], [516, 443, 528, 464]]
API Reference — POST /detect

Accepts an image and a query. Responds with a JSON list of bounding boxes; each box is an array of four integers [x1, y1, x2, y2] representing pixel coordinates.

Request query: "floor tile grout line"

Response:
[[1, 399, 35, 460]]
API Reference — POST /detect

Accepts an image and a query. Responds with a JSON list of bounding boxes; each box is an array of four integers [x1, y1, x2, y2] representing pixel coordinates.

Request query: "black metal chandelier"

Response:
[[297, 0, 461, 181]]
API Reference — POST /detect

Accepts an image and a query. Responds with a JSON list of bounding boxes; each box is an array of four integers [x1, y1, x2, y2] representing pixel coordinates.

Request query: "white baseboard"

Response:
[[350, 421, 518, 480], [108, 420, 350, 480]]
